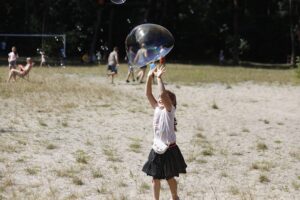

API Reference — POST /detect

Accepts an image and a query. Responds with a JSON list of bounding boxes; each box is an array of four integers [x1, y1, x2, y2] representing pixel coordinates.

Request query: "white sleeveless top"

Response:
[[8, 52, 18, 62], [108, 51, 118, 66], [153, 106, 176, 144]]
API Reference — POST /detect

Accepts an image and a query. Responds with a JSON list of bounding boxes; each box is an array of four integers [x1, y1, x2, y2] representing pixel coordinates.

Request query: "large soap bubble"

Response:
[[125, 23, 174, 68], [111, 0, 126, 4]]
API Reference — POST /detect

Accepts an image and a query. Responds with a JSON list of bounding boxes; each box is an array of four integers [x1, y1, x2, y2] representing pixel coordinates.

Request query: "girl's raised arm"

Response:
[[145, 68, 158, 109]]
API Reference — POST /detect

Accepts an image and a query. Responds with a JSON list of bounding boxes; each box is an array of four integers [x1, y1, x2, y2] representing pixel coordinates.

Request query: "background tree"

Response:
[[0, 0, 300, 65]]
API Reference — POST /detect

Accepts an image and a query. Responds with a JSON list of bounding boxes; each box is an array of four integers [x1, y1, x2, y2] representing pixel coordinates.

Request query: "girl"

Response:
[[142, 65, 187, 200]]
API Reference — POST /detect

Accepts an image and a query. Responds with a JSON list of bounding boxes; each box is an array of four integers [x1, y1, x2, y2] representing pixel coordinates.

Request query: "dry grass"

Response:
[[0, 67, 116, 108]]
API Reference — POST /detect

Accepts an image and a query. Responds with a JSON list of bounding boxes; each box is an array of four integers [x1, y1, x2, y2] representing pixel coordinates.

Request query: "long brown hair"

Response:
[[166, 90, 177, 131]]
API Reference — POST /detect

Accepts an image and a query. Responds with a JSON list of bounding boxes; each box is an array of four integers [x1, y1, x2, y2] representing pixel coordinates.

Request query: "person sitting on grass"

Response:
[[7, 57, 33, 82]]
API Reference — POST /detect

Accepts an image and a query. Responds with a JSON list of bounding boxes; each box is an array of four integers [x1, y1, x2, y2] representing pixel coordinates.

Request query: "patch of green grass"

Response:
[[292, 181, 300, 190], [62, 102, 78, 110], [0, 143, 21, 153], [212, 101, 219, 109], [186, 153, 197, 163], [97, 185, 108, 194], [202, 147, 214, 156], [259, 174, 270, 183], [295, 67, 300, 79], [251, 161, 273, 172], [118, 181, 128, 187], [72, 176, 84, 185], [129, 142, 141, 153], [257, 142, 268, 151], [229, 186, 240, 195], [25, 166, 40, 175], [85, 139, 93, 146], [140, 182, 150, 192], [182, 103, 189, 107], [242, 128, 250, 133], [289, 151, 300, 161], [103, 145, 122, 162], [92, 168, 103, 178], [55, 166, 82, 178], [0, 178, 14, 192], [232, 152, 243, 156], [75, 150, 89, 164], [38, 119, 48, 127], [195, 132, 206, 139], [17, 139, 27, 145], [46, 143, 57, 150], [197, 159, 208, 164], [220, 172, 228, 178], [62, 120, 68, 127]]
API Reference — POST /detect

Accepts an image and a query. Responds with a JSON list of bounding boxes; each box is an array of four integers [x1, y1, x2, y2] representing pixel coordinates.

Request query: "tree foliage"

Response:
[[0, 0, 300, 64]]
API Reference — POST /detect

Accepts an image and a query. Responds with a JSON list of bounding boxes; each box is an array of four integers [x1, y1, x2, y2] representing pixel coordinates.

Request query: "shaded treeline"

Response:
[[1, 0, 300, 64]]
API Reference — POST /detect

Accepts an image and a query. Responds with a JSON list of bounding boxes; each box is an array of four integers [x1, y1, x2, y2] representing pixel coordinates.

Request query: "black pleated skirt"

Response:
[[142, 144, 187, 180]]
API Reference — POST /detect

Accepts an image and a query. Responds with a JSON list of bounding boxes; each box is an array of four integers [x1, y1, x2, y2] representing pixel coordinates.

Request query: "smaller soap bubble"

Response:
[[76, 25, 82, 31], [111, 0, 126, 4]]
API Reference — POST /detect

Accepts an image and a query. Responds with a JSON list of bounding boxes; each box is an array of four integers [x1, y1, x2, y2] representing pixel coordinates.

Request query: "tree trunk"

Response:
[[89, 7, 103, 63], [144, 0, 156, 22], [289, 0, 296, 66], [107, 7, 115, 52], [233, 0, 240, 65]]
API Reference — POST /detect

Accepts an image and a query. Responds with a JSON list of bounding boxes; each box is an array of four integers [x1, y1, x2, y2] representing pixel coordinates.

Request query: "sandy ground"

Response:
[[0, 74, 300, 200]]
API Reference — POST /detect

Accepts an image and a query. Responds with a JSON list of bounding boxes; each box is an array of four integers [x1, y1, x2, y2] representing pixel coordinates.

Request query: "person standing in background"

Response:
[[8, 46, 19, 70], [107, 47, 119, 84]]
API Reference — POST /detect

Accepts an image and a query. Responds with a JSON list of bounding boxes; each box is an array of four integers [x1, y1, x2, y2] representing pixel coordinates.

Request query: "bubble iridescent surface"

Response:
[[125, 24, 174, 68], [111, 0, 126, 4]]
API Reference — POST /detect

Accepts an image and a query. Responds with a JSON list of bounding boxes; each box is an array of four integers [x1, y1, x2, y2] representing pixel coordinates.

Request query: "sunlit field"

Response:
[[1, 63, 299, 86], [0, 64, 300, 199]]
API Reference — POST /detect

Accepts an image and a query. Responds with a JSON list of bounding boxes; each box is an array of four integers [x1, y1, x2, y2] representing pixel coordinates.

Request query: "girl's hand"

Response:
[[154, 65, 166, 78], [147, 65, 157, 77]]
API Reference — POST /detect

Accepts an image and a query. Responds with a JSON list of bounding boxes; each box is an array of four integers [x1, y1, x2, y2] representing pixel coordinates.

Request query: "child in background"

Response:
[[125, 46, 135, 83], [40, 51, 49, 67], [8, 46, 19, 70], [107, 47, 119, 84]]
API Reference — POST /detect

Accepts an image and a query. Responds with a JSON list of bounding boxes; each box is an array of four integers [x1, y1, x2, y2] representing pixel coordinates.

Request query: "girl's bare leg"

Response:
[[167, 178, 179, 200], [152, 179, 161, 200]]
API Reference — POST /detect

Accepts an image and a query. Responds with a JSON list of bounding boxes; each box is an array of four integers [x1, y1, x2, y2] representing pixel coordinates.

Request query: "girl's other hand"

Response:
[[154, 65, 166, 78], [147, 66, 157, 77]]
